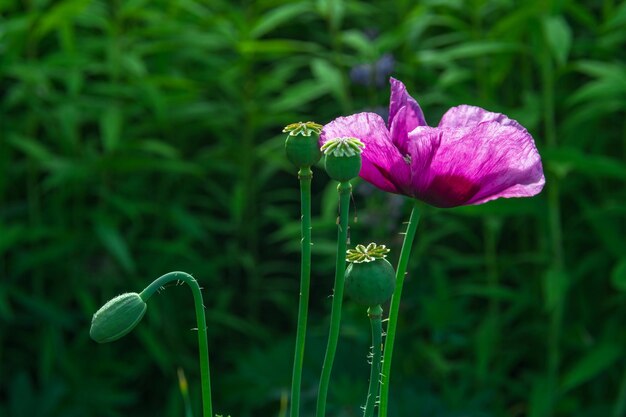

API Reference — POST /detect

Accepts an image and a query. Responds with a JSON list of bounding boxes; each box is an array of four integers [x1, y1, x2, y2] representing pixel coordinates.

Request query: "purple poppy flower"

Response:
[[320, 78, 545, 208]]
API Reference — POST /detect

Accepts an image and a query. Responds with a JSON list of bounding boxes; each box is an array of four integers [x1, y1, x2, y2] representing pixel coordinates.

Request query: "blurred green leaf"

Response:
[[269, 79, 329, 113], [237, 39, 321, 56], [340, 29, 376, 56], [418, 41, 522, 66], [561, 344, 621, 392], [95, 221, 136, 274], [456, 284, 519, 301], [542, 15, 572, 66], [12, 288, 76, 328], [8, 135, 67, 170], [316, 0, 345, 30], [474, 316, 498, 381], [611, 259, 626, 292], [251, 2, 313, 39], [569, 61, 626, 105], [0, 224, 25, 255], [529, 377, 552, 417], [542, 147, 626, 180], [605, 1, 626, 30], [34, 0, 89, 39], [134, 139, 181, 159], [100, 106, 123, 153], [0, 282, 14, 320], [311, 58, 348, 109], [419, 342, 454, 375], [543, 267, 569, 312]]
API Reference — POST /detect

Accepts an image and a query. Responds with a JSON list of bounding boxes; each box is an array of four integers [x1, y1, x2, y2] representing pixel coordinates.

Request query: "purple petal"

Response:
[[389, 105, 412, 155], [439, 105, 524, 130], [388, 78, 427, 135], [406, 122, 544, 208], [320, 112, 411, 195]]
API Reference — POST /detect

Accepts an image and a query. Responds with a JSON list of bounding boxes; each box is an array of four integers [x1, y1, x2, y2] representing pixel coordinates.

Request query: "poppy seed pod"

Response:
[[283, 121, 323, 168], [344, 243, 395, 307], [321, 137, 365, 182], [324, 153, 361, 182], [90, 292, 147, 343]]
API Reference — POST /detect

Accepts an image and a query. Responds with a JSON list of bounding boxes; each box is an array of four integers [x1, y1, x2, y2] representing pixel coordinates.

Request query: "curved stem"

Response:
[[379, 201, 421, 417], [140, 271, 213, 417], [315, 181, 352, 417], [364, 305, 383, 417], [290, 167, 313, 417]]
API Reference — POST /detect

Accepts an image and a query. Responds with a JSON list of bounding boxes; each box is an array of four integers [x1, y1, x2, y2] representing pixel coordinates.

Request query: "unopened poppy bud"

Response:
[[283, 121, 323, 168], [345, 243, 395, 307], [321, 137, 364, 182], [90, 292, 147, 343]]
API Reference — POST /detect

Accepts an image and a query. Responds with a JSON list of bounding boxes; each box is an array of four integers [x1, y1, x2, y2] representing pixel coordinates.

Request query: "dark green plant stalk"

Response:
[[481, 217, 501, 382], [139, 272, 213, 417], [290, 166, 313, 417], [315, 181, 352, 417], [364, 305, 383, 417], [378, 201, 421, 417], [546, 178, 565, 417], [541, 24, 566, 417]]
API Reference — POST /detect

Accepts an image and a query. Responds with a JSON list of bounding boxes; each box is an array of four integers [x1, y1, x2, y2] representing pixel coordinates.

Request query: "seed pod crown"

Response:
[[283, 121, 323, 168], [322, 137, 364, 182]]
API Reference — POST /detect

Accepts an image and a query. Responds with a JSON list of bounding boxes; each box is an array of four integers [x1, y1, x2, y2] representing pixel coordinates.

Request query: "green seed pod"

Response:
[[344, 243, 395, 307], [285, 135, 321, 168], [324, 153, 361, 182], [345, 258, 395, 306], [283, 121, 323, 168], [90, 292, 147, 343], [321, 137, 365, 182]]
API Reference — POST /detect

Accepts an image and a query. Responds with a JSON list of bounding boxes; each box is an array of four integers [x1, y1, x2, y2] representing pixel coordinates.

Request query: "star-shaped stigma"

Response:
[[282, 121, 323, 137], [320, 137, 365, 157], [346, 242, 390, 263]]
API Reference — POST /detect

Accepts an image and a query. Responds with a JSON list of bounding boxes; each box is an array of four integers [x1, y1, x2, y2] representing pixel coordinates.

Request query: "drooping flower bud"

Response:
[[90, 292, 147, 343], [321, 137, 364, 182], [345, 243, 395, 307], [283, 121, 323, 168]]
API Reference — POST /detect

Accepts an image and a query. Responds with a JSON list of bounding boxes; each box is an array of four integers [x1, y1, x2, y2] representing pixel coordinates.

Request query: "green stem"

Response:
[[479, 217, 501, 383], [364, 305, 383, 417], [140, 271, 213, 417], [541, 20, 565, 416], [547, 180, 564, 417], [290, 167, 313, 417], [379, 201, 421, 417], [315, 181, 352, 417]]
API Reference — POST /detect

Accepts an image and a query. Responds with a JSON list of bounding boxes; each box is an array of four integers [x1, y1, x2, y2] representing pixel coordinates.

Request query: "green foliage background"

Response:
[[1, 0, 625, 416]]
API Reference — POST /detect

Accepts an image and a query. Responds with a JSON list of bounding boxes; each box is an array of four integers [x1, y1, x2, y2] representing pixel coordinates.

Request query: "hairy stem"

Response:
[[315, 181, 352, 417], [379, 201, 421, 417], [290, 166, 313, 417], [140, 271, 213, 417], [364, 305, 383, 417]]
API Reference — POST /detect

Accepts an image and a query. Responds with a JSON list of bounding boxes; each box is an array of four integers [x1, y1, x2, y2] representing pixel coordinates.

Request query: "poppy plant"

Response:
[[320, 78, 545, 207]]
